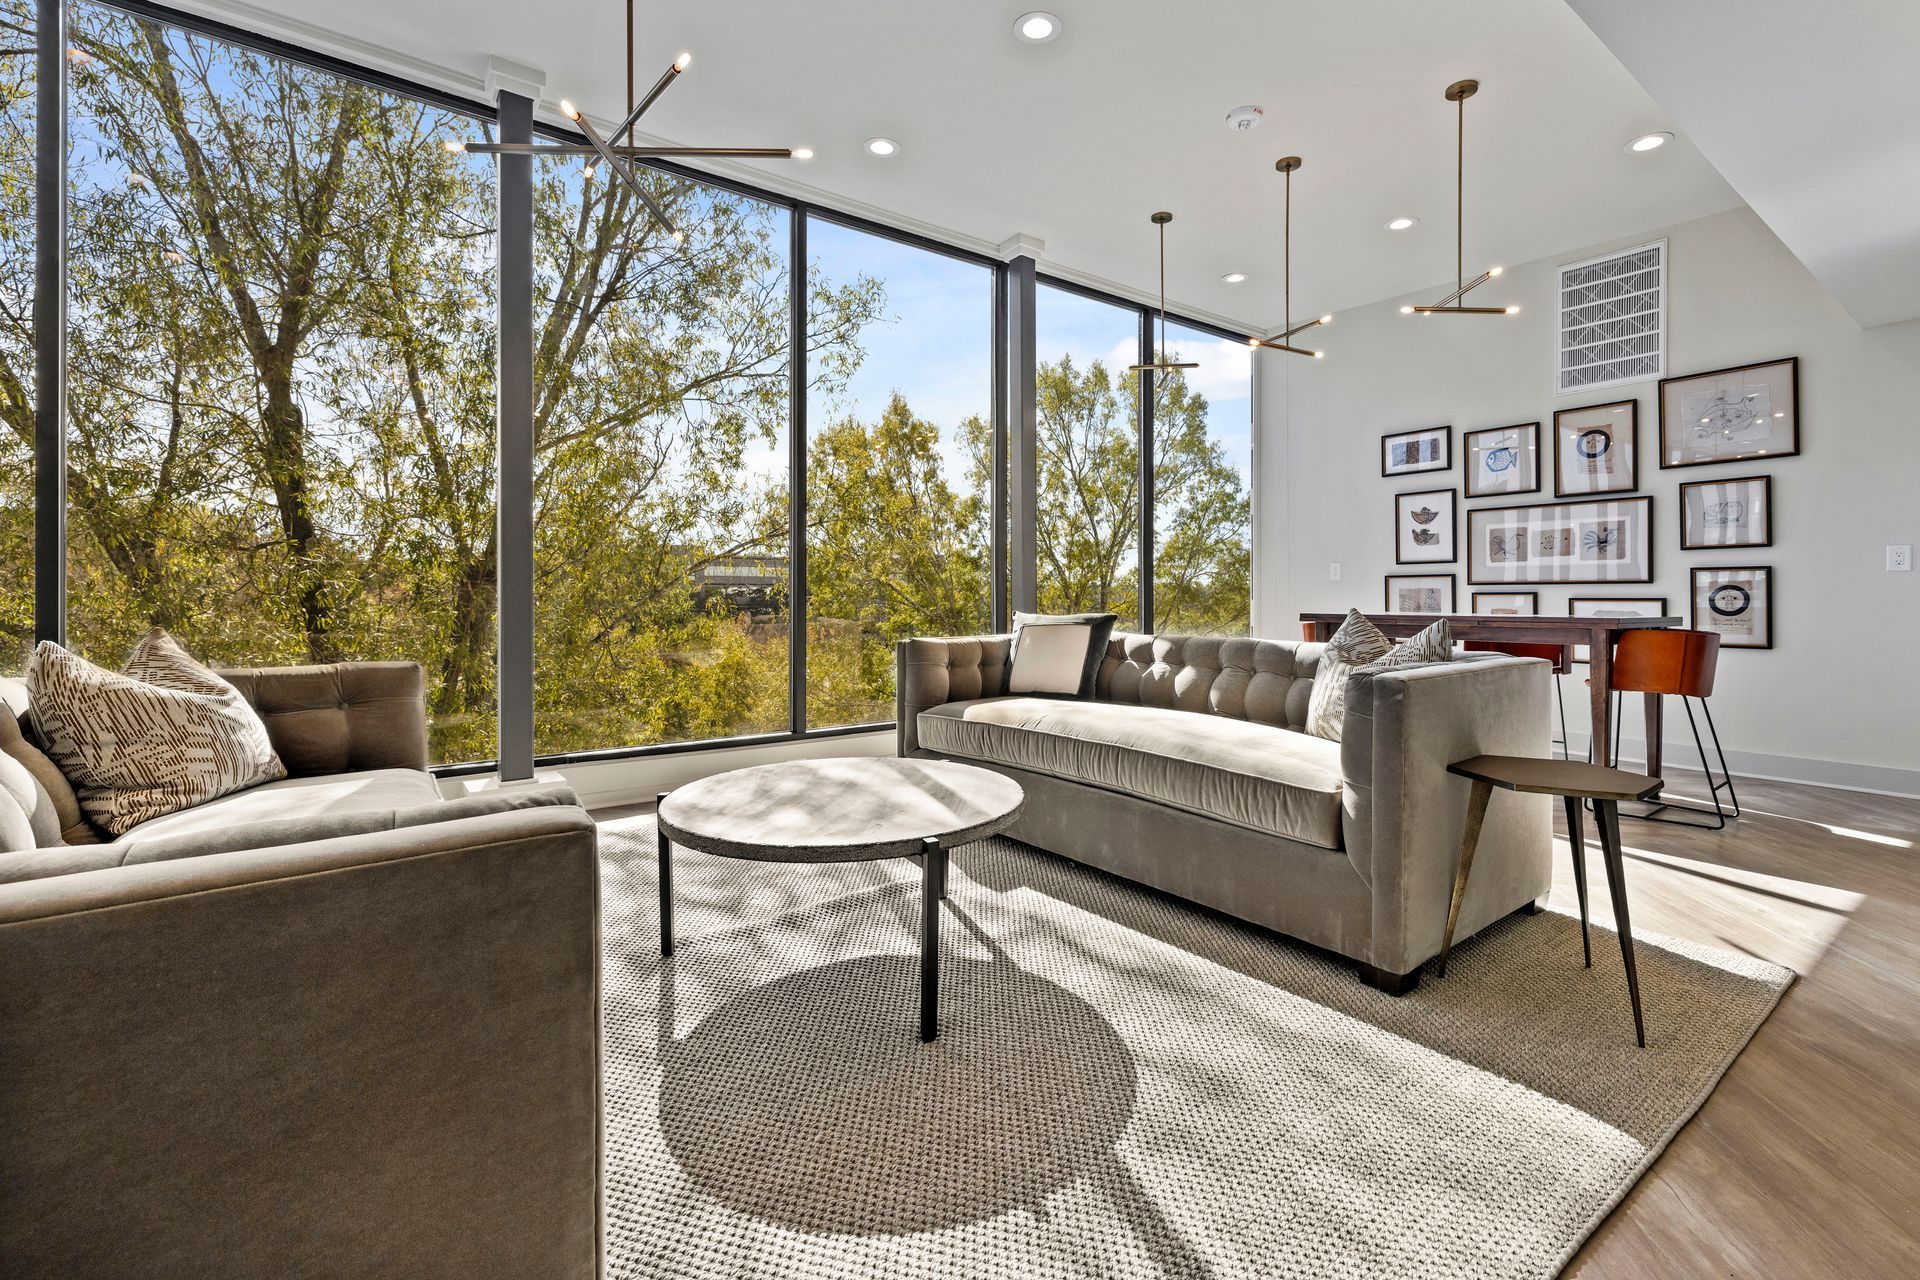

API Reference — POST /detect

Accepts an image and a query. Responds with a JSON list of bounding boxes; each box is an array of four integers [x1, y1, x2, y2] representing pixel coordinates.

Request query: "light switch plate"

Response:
[[1889, 545, 1913, 572], [1329, 562, 1343, 581]]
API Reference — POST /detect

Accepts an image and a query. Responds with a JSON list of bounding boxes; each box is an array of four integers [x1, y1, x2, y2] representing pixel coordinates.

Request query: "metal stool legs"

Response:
[[1613, 692, 1741, 830]]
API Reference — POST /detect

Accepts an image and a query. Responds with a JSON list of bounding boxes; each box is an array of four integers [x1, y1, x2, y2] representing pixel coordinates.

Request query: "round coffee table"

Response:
[[655, 757, 1025, 1042]]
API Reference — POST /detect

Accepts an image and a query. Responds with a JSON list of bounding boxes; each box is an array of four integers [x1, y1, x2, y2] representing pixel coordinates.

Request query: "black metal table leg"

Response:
[[1595, 800, 1646, 1047], [657, 791, 674, 958], [919, 836, 945, 1042], [1562, 794, 1592, 968]]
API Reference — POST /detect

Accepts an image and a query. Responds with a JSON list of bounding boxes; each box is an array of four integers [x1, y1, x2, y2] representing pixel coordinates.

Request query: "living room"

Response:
[[2, 1, 1916, 1277]]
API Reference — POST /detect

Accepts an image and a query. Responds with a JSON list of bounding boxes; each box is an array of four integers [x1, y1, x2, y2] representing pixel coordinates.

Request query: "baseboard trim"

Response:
[[1570, 734, 1920, 799]]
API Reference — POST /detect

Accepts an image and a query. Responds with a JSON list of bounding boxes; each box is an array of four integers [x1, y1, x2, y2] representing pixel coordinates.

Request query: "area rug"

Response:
[[596, 817, 1791, 1280]]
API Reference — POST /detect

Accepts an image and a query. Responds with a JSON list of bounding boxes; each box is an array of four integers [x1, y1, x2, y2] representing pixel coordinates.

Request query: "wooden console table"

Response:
[[1298, 612, 1680, 773]]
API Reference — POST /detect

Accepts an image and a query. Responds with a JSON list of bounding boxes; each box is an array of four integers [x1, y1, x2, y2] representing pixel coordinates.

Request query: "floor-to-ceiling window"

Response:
[[804, 217, 993, 729], [1152, 320, 1252, 634], [59, 1, 498, 761], [530, 163, 800, 756], [1034, 283, 1142, 628], [0, 0, 32, 672]]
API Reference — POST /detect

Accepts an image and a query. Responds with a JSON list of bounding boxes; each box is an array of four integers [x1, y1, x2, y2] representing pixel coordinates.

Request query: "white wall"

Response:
[[1255, 205, 1920, 794]]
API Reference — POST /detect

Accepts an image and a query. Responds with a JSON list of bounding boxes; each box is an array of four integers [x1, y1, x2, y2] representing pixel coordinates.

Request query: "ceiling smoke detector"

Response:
[[1225, 105, 1264, 133]]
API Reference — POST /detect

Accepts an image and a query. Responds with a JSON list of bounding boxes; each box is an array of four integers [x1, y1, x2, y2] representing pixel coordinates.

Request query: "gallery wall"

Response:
[[1253, 205, 1920, 794]]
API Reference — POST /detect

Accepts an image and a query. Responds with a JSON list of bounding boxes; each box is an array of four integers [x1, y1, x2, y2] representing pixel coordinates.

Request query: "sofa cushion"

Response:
[[1304, 609, 1393, 742], [918, 696, 1344, 849], [114, 768, 442, 844], [1008, 611, 1118, 697]]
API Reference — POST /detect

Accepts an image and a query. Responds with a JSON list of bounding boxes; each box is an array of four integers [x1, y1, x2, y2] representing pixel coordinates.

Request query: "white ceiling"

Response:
[[1567, 0, 1920, 330], [177, 0, 1746, 331]]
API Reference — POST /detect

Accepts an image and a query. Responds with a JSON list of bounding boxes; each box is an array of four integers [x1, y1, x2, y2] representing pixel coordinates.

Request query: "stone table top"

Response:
[[656, 757, 1026, 863]]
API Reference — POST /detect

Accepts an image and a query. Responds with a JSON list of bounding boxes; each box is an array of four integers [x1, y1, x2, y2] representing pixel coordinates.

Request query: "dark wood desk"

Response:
[[1298, 612, 1681, 773]]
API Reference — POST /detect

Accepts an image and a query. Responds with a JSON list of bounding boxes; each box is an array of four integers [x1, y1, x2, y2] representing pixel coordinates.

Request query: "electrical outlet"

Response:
[[1890, 545, 1913, 572], [1329, 562, 1343, 581]]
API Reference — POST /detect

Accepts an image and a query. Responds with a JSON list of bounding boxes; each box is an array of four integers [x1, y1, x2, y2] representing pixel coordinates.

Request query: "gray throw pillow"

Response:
[[27, 629, 287, 837], [1305, 609, 1393, 741], [1007, 611, 1119, 698]]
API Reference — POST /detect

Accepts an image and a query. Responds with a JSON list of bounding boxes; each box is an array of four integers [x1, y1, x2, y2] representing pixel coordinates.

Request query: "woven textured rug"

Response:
[[598, 817, 1790, 1280]]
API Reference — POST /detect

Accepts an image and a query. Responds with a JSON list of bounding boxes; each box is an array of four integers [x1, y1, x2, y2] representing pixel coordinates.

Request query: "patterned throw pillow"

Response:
[[1304, 609, 1393, 741], [26, 629, 287, 837], [1361, 618, 1455, 672]]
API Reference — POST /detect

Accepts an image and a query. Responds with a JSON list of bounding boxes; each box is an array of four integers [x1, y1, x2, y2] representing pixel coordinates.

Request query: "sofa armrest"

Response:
[[217, 660, 429, 775], [895, 634, 1013, 756], [0, 804, 602, 1278], [1341, 655, 1553, 975]]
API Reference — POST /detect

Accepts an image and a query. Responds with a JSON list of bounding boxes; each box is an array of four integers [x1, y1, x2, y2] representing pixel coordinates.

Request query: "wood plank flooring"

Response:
[[599, 768, 1920, 1277]]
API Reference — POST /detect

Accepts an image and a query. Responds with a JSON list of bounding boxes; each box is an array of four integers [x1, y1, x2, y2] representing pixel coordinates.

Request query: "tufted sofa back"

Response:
[[1096, 632, 1321, 731]]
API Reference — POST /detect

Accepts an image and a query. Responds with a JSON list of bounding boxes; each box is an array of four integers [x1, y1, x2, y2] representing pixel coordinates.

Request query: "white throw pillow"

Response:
[[1305, 609, 1393, 741], [1006, 611, 1118, 698], [26, 629, 287, 836]]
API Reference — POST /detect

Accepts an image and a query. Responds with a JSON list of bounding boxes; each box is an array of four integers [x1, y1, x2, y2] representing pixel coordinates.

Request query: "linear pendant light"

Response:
[[1130, 213, 1202, 375], [1406, 79, 1516, 317], [1250, 156, 1330, 358], [451, 0, 805, 241]]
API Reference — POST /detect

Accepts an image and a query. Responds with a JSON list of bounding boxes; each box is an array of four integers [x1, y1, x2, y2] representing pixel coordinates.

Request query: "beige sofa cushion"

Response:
[[115, 768, 442, 844], [918, 696, 1344, 849]]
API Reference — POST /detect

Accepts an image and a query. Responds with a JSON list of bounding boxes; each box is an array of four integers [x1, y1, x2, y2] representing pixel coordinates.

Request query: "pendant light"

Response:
[[1129, 213, 1201, 375], [1405, 80, 1517, 317], [1249, 156, 1330, 358], [451, 0, 808, 241]]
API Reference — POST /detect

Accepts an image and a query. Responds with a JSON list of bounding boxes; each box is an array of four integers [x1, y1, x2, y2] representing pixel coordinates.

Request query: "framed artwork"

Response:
[[1553, 400, 1638, 496], [1385, 573, 1455, 614], [1659, 356, 1800, 469], [1380, 425, 1452, 477], [1471, 591, 1537, 615], [1692, 566, 1773, 649], [1679, 474, 1772, 549], [1567, 596, 1669, 663], [1463, 422, 1540, 498], [1467, 495, 1654, 584], [1394, 487, 1457, 564]]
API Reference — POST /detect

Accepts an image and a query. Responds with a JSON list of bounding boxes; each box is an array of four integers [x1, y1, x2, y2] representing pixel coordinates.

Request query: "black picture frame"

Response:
[[1691, 566, 1774, 649], [1384, 573, 1456, 614], [1658, 356, 1801, 469], [1679, 474, 1773, 550], [1394, 487, 1458, 565], [1463, 422, 1541, 498], [1471, 590, 1538, 615], [1466, 495, 1655, 585], [1380, 425, 1453, 477], [1552, 399, 1639, 497]]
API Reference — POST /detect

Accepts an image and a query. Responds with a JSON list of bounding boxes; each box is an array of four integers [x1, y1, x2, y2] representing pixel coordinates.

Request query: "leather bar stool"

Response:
[[1465, 641, 1574, 759], [1608, 628, 1740, 829]]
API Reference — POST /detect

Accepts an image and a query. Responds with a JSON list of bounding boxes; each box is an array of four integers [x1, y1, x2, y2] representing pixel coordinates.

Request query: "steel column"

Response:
[[787, 213, 808, 733], [1006, 255, 1038, 614], [494, 91, 535, 780], [33, 0, 66, 647], [1137, 308, 1155, 631], [990, 265, 1009, 631]]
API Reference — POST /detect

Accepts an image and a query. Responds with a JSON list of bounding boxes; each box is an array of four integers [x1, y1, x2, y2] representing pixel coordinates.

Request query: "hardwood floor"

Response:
[[601, 769, 1920, 1276], [1558, 770, 1920, 1278]]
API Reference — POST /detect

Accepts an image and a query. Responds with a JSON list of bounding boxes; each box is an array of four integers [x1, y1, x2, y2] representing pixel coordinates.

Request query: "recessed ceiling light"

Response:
[[1626, 131, 1672, 153], [1221, 272, 1248, 284], [1014, 11, 1060, 42], [1385, 216, 1418, 231], [864, 137, 898, 157]]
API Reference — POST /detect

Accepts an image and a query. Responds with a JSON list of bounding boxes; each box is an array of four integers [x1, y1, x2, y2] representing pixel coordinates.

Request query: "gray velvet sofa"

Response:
[[897, 631, 1551, 992], [0, 662, 602, 1280]]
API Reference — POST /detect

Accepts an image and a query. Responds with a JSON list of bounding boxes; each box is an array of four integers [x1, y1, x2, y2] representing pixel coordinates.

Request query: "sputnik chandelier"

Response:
[[452, 0, 809, 241], [1129, 213, 1202, 376], [1249, 156, 1331, 358], [1404, 79, 1516, 317]]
